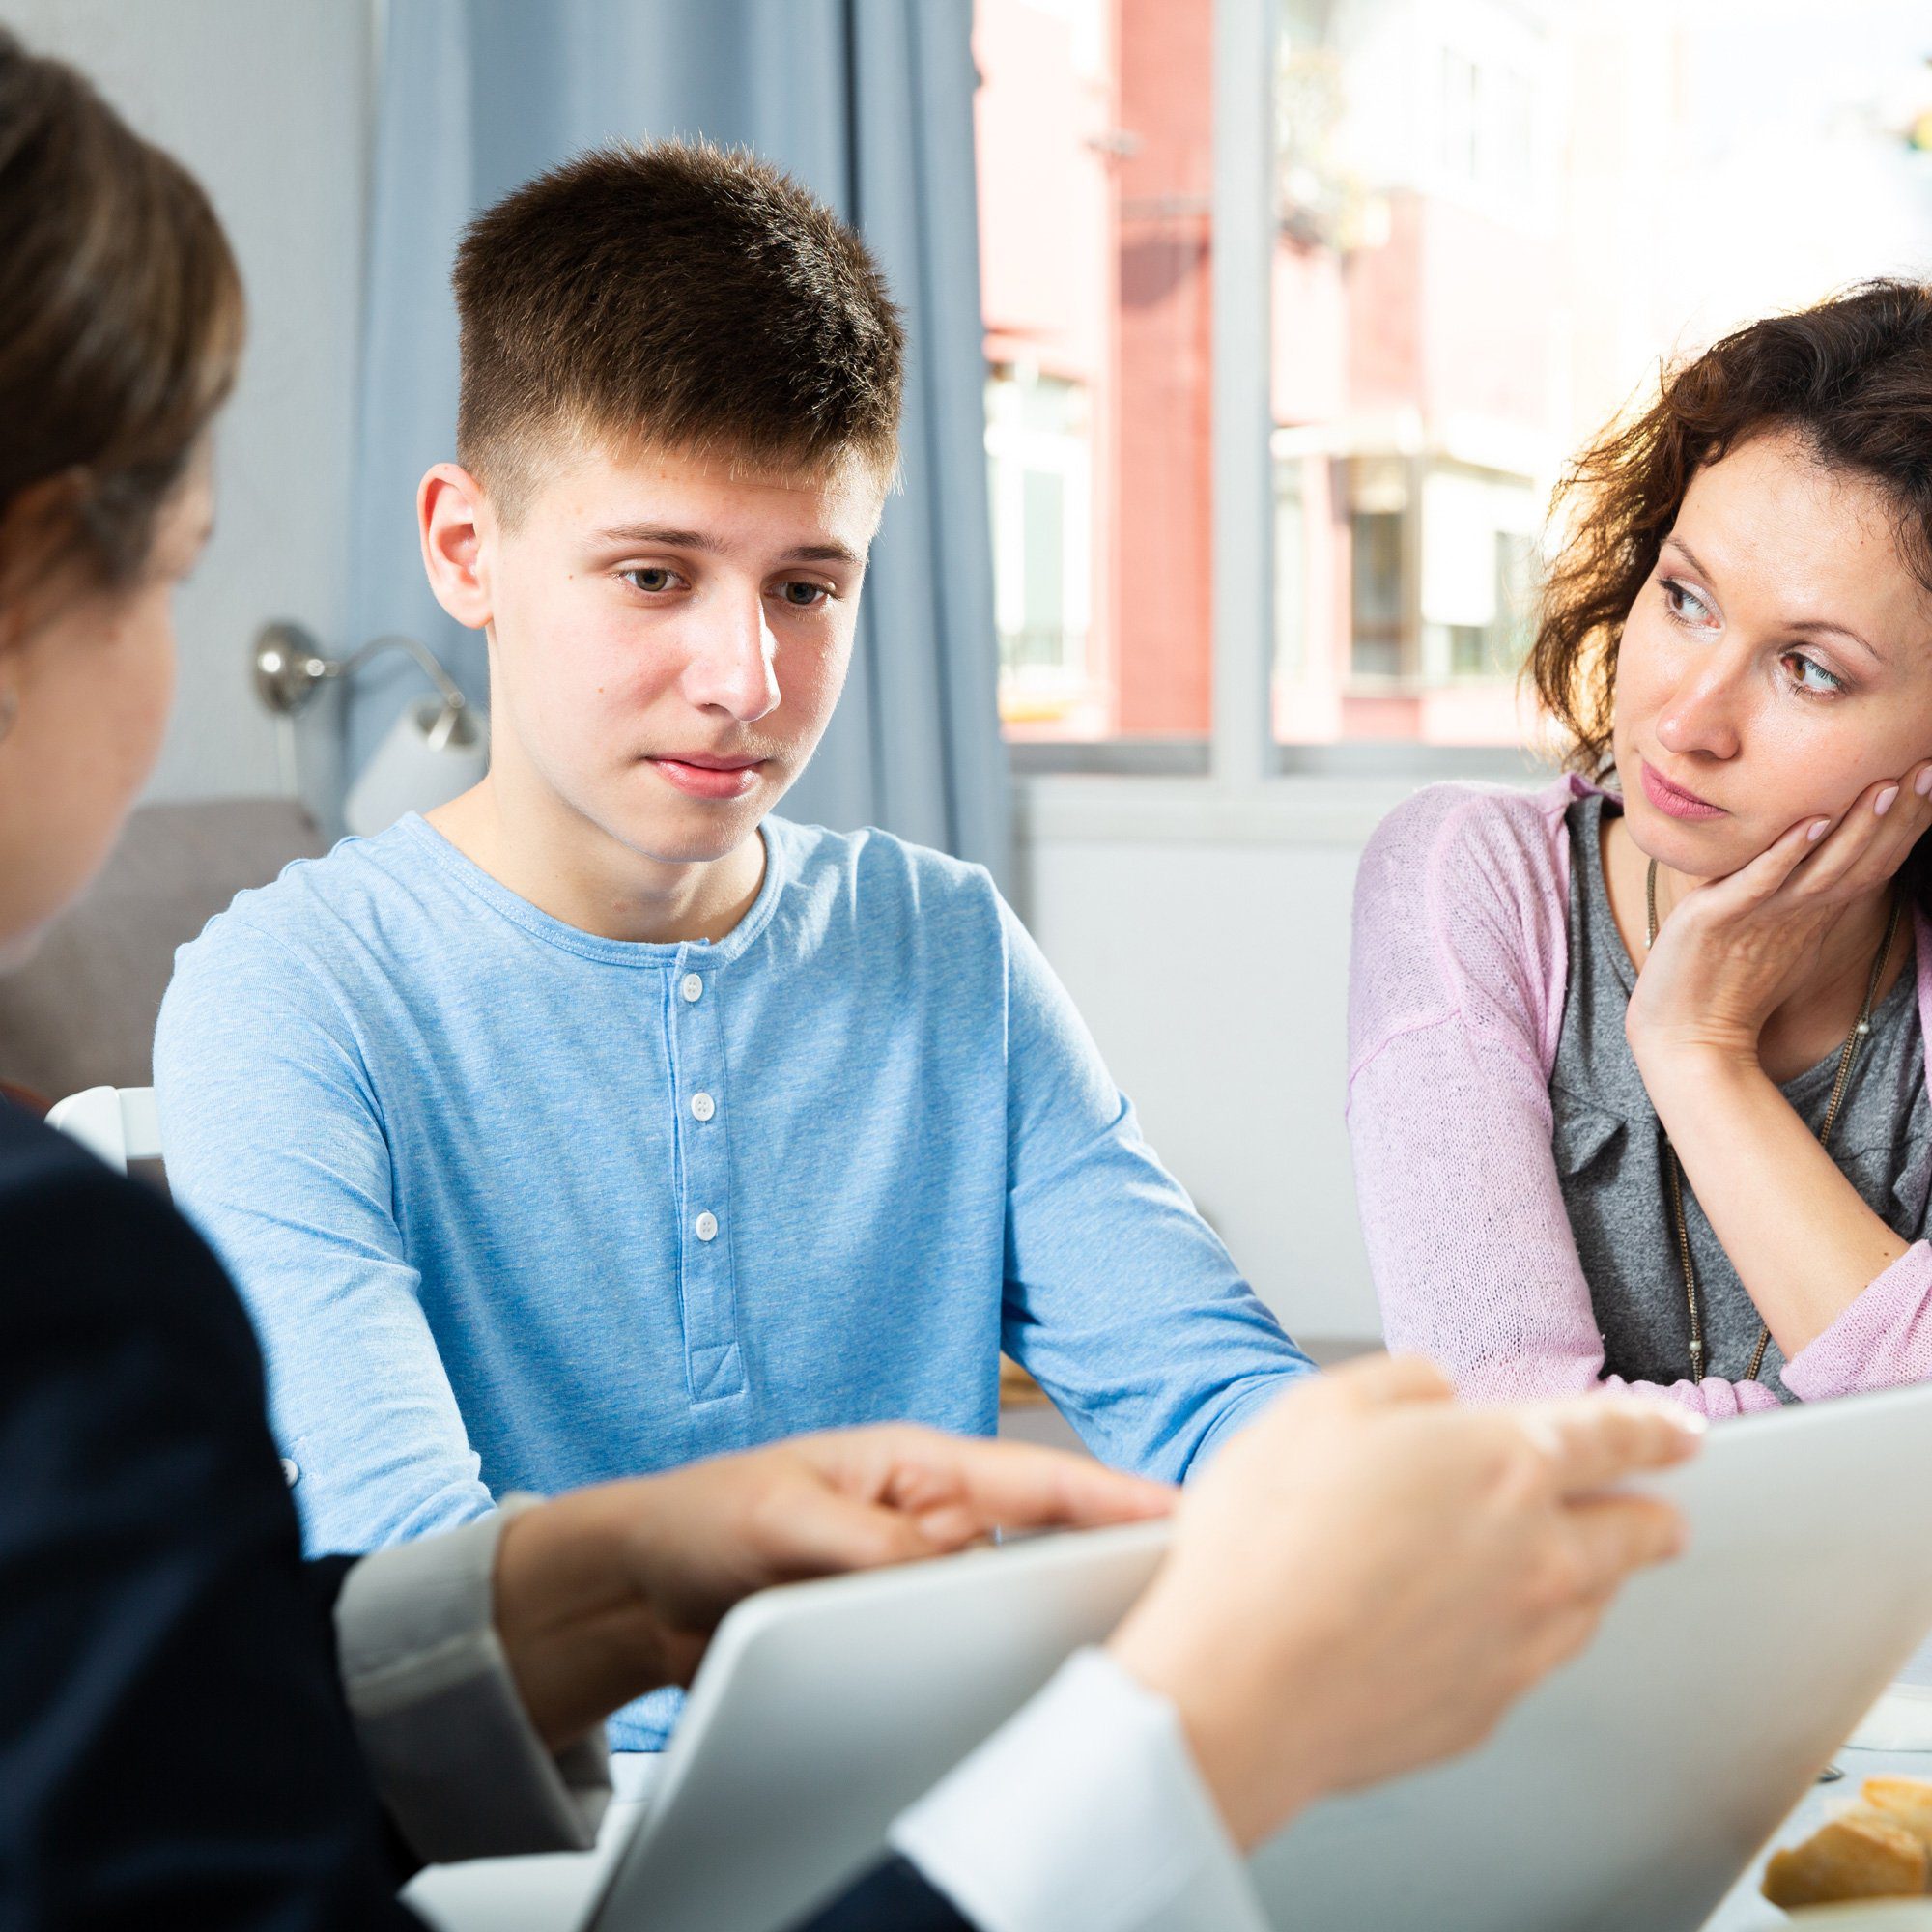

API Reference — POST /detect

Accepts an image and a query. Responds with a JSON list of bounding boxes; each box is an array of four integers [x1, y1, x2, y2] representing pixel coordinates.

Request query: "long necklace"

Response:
[[1644, 860, 1902, 1384]]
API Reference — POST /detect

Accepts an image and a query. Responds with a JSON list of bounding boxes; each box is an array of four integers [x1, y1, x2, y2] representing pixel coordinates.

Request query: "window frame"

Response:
[[1009, 0, 1541, 842]]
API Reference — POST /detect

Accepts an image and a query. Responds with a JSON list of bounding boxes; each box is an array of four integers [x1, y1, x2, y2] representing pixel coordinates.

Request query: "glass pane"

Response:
[[1271, 0, 1932, 752], [975, 0, 1212, 743], [1349, 509, 1403, 678]]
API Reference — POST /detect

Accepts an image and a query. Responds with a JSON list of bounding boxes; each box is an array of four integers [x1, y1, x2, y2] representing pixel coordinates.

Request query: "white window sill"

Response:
[[1014, 767, 1535, 847]]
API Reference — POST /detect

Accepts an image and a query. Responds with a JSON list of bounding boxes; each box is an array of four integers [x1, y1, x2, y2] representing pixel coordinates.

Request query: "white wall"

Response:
[[1, 0, 373, 807], [1017, 788, 1389, 1344]]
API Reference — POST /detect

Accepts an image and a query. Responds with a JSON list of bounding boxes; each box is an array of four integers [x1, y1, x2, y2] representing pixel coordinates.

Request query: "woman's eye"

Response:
[[775, 580, 830, 609], [621, 566, 680, 594], [1661, 578, 1715, 627], [1783, 651, 1846, 696]]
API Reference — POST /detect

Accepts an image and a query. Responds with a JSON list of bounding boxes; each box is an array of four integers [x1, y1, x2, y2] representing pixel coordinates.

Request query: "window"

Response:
[[1268, 0, 1932, 762], [986, 367, 1094, 727], [1269, 0, 1557, 753], [1436, 48, 1478, 187], [975, 0, 1213, 746], [978, 0, 1932, 778], [1348, 500, 1404, 681], [1272, 458, 1306, 685]]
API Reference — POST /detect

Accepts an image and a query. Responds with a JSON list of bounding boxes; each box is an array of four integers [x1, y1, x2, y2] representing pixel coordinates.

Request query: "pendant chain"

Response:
[[1644, 860, 1902, 1385]]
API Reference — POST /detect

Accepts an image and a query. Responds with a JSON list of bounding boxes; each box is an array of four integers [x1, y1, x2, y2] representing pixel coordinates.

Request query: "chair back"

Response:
[[46, 1085, 163, 1175]]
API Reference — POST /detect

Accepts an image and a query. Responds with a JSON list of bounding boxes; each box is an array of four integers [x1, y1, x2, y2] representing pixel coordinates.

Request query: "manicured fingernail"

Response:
[[1878, 786, 1900, 817], [1917, 768, 1932, 797], [1809, 818, 1832, 841]]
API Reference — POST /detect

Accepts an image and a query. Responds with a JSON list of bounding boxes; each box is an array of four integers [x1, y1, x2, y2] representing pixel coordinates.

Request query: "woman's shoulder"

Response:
[[1350, 776, 1596, 1058], [1361, 775, 1585, 883], [1357, 774, 1599, 929]]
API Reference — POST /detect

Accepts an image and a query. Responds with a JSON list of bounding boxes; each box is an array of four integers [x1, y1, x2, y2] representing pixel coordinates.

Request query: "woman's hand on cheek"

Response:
[[1625, 759, 1932, 1079]]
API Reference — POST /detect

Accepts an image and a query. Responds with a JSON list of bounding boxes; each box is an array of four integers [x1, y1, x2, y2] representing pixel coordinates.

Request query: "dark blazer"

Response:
[[0, 1098, 967, 1931]]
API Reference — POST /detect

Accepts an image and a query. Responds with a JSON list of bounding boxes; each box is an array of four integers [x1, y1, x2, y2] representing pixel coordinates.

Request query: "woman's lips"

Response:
[[648, 755, 765, 801], [1638, 756, 1726, 821]]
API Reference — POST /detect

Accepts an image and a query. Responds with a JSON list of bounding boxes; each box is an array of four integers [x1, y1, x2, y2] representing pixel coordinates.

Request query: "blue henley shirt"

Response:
[[156, 812, 1311, 1745]]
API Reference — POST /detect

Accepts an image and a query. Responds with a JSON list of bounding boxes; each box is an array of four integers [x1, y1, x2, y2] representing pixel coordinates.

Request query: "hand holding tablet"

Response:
[[1107, 1357, 1700, 1848]]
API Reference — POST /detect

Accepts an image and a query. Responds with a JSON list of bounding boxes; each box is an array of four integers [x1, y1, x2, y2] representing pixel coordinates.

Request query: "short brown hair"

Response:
[[1530, 280, 1932, 775], [0, 28, 243, 604], [453, 140, 904, 511]]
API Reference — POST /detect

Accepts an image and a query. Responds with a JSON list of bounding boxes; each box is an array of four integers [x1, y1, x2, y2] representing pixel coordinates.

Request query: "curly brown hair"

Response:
[[1530, 280, 1932, 778]]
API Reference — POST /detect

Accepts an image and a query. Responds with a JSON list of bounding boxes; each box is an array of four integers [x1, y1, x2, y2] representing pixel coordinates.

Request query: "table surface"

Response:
[[401, 1738, 1931, 1932]]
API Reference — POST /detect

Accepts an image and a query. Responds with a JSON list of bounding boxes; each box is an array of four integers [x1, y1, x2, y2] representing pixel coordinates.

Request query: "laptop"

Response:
[[587, 1381, 1932, 1932]]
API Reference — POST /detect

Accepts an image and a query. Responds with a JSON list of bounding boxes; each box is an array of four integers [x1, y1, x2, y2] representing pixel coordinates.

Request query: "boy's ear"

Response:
[[417, 464, 495, 631]]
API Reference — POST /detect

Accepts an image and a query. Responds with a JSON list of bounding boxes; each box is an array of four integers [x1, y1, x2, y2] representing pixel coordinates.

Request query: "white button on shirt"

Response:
[[694, 1210, 719, 1241], [680, 973, 704, 1003], [690, 1092, 716, 1122]]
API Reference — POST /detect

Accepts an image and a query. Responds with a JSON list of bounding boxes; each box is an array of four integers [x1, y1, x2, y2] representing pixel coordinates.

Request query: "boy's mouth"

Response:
[[647, 753, 767, 802]]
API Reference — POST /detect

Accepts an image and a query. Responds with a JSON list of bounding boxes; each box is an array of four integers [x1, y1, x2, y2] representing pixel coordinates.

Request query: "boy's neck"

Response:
[[425, 775, 767, 947]]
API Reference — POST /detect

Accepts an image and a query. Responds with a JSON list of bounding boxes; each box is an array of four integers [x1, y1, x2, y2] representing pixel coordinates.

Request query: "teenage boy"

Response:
[[156, 142, 1311, 1746]]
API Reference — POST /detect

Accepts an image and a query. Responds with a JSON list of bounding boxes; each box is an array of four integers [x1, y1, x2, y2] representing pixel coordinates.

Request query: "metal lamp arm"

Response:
[[335, 634, 469, 712], [251, 620, 468, 719]]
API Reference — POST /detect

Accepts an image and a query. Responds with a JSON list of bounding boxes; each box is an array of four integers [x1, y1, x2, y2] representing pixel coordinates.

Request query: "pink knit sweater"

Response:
[[1348, 774, 1932, 1418]]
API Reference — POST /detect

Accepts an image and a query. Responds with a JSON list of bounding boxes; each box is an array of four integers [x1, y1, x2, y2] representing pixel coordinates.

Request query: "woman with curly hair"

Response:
[[1350, 280, 1932, 1418]]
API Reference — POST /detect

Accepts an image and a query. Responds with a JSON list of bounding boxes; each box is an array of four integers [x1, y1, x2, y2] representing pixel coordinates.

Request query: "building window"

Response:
[[980, 0, 1932, 776], [975, 0, 1213, 745], [1348, 507, 1405, 681], [986, 367, 1094, 725]]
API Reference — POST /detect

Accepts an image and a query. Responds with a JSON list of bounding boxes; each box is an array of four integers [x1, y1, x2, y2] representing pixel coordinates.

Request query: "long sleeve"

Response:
[[0, 1111, 424, 1928], [1347, 782, 1784, 1420], [883, 1649, 1265, 1932], [996, 900, 1313, 1478], [795, 1646, 1267, 1932], [1778, 1241, 1932, 1399], [332, 1503, 611, 1865], [155, 911, 497, 1552]]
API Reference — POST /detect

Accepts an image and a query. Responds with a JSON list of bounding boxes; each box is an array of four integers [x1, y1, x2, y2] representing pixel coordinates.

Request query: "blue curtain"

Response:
[[346, 0, 1010, 883]]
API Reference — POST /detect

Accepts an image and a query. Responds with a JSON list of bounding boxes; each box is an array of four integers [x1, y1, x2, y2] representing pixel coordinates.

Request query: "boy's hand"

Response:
[[1107, 1356, 1700, 1850], [494, 1426, 1174, 1750]]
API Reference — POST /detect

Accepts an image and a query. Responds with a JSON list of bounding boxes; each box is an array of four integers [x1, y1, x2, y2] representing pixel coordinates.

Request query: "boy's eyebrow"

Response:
[[782, 541, 867, 566], [592, 525, 866, 566], [594, 524, 718, 550]]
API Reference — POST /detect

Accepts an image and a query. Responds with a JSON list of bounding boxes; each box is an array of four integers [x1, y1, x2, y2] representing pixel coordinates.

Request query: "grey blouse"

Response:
[[1550, 791, 1932, 1399]]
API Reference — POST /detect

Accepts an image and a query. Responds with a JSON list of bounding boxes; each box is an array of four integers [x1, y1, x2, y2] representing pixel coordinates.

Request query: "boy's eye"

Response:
[[621, 566, 681, 594], [776, 581, 829, 609]]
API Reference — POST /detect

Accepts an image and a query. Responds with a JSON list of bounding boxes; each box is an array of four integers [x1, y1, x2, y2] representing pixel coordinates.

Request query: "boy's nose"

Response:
[[684, 596, 781, 723]]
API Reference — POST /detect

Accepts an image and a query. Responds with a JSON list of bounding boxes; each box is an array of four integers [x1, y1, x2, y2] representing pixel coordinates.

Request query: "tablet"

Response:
[[588, 1380, 1932, 1932]]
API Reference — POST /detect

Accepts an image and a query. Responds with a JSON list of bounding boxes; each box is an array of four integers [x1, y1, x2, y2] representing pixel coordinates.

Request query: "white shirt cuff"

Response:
[[332, 1496, 611, 1864], [888, 1648, 1268, 1932]]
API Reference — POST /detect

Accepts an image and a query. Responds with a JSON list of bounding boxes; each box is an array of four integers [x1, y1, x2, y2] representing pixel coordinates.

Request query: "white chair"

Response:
[[46, 1084, 162, 1174], [46, 1080, 301, 1492]]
